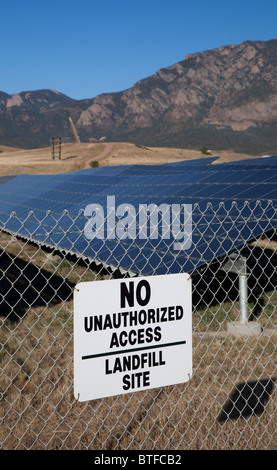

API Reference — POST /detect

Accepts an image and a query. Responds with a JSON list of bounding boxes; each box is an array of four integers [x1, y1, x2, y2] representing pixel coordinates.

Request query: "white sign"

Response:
[[74, 273, 192, 402]]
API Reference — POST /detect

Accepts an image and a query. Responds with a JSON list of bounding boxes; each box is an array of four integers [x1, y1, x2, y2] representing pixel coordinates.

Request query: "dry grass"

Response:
[[0, 142, 276, 449], [0, 143, 102, 176], [0, 141, 257, 177], [0, 234, 276, 450]]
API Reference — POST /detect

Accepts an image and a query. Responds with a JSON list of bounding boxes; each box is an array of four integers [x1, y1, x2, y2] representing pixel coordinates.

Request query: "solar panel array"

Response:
[[0, 155, 277, 276]]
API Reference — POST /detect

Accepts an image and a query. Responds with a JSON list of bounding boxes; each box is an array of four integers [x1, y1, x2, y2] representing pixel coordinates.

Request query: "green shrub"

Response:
[[200, 146, 209, 155], [90, 160, 99, 168]]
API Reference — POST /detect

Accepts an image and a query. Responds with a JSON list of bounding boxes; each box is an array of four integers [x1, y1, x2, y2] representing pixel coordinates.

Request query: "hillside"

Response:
[[1, 39, 277, 154], [0, 142, 257, 177]]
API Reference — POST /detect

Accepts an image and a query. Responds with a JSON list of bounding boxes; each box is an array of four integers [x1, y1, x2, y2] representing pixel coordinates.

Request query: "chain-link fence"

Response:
[[0, 202, 276, 450]]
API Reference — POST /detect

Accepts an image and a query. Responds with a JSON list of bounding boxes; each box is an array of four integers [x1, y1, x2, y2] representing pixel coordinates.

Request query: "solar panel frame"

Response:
[[0, 156, 277, 276]]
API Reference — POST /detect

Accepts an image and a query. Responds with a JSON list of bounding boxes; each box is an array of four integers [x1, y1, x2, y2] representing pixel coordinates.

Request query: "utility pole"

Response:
[[51, 137, 61, 160]]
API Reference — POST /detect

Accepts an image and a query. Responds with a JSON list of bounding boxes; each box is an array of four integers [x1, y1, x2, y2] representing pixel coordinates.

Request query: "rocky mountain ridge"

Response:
[[1, 39, 277, 154]]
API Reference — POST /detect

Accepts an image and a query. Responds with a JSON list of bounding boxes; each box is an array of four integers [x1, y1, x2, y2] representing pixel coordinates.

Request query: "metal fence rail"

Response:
[[0, 203, 276, 450]]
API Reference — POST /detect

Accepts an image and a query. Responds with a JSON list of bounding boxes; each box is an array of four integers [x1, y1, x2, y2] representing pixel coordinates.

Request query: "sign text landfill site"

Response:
[[74, 273, 192, 401]]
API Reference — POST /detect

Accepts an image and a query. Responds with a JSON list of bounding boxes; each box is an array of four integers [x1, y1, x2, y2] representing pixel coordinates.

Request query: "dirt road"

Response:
[[83, 142, 115, 168]]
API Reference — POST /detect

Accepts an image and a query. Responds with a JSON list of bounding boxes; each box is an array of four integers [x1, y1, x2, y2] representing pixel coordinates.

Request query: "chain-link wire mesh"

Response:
[[0, 202, 276, 450]]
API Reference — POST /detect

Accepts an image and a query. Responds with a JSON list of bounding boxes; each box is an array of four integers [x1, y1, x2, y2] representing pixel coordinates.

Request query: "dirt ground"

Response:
[[0, 141, 258, 176]]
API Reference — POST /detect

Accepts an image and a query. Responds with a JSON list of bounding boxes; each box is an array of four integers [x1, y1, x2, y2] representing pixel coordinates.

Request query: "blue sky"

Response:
[[1, 0, 277, 100]]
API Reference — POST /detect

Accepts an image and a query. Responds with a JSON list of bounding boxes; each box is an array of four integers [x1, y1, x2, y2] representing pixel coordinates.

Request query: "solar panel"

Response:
[[0, 156, 277, 276]]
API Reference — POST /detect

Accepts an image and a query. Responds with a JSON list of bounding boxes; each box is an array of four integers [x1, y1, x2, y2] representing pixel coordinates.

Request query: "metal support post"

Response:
[[222, 254, 248, 323], [238, 271, 248, 324], [222, 254, 262, 336]]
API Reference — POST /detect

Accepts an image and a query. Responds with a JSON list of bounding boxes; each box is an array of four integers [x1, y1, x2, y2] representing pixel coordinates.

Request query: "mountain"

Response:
[[1, 39, 277, 153], [0, 89, 85, 149]]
